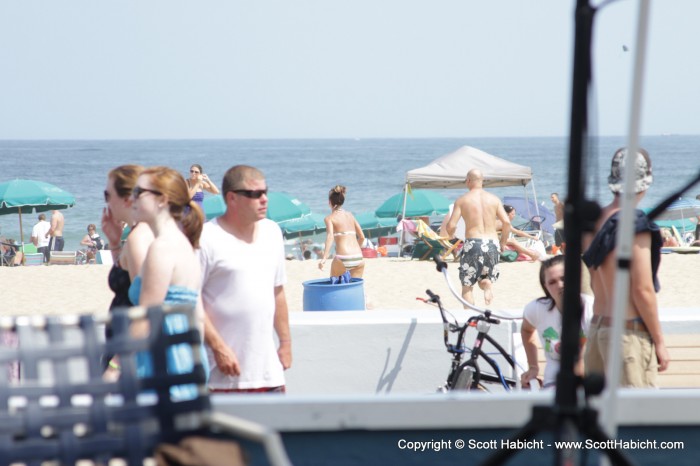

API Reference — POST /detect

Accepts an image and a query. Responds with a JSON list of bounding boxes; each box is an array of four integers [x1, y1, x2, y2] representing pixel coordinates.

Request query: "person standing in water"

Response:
[[186, 164, 220, 208]]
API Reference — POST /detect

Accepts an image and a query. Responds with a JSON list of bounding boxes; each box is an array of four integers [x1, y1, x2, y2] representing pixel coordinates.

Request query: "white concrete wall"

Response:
[[283, 308, 700, 395], [285, 309, 519, 395]]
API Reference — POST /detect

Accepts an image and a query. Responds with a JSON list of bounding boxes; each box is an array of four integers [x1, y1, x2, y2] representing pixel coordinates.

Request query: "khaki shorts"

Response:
[[584, 322, 658, 388]]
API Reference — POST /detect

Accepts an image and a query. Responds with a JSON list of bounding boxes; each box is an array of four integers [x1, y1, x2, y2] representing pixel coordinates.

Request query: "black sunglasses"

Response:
[[232, 189, 268, 199], [103, 190, 111, 202], [131, 186, 163, 199]]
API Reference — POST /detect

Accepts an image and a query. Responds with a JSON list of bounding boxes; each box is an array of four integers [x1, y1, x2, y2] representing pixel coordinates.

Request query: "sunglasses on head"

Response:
[[232, 189, 268, 199], [131, 186, 163, 199]]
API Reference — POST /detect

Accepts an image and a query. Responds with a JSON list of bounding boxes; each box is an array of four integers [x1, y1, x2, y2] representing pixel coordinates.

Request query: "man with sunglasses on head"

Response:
[[197, 165, 292, 394]]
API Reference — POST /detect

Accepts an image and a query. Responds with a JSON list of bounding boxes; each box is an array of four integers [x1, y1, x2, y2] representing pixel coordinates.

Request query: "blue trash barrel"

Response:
[[302, 278, 365, 311]]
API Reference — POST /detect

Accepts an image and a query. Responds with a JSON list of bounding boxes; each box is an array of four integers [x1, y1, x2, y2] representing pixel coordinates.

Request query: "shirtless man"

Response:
[[551, 193, 565, 248], [446, 169, 510, 306], [46, 210, 65, 252], [582, 148, 669, 387]]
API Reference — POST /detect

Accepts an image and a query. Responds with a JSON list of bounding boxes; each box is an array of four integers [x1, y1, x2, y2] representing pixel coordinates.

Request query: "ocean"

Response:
[[1, 136, 698, 250]]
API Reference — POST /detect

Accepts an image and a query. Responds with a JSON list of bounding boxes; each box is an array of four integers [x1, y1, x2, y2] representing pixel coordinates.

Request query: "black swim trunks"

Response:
[[459, 238, 501, 287]]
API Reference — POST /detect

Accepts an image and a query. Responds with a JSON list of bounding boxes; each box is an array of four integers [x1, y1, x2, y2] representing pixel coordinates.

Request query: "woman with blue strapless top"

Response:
[[128, 275, 208, 399], [186, 164, 219, 208], [110, 166, 208, 396]]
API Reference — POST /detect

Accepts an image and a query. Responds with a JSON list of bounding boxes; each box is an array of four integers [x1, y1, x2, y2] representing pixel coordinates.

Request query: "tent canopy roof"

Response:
[[406, 145, 532, 189]]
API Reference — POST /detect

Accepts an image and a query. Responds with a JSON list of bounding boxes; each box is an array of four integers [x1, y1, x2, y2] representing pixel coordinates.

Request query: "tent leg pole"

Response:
[[18, 208, 24, 245], [398, 183, 409, 258]]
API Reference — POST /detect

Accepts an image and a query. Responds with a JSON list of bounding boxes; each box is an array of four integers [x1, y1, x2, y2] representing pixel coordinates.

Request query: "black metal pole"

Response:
[[482, 2, 630, 464], [556, 0, 595, 410]]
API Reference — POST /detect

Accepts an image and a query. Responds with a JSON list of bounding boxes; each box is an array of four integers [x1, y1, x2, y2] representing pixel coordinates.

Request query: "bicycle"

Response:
[[419, 255, 535, 392]]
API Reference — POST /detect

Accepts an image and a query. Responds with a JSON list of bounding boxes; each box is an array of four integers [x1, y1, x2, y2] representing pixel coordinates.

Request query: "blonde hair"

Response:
[[329, 185, 347, 207], [141, 166, 204, 248]]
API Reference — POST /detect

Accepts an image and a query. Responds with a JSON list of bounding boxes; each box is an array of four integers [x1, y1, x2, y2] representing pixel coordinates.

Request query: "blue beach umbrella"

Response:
[[0, 179, 75, 243], [374, 189, 450, 218], [647, 198, 700, 221], [202, 191, 313, 223], [503, 196, 556, 234]]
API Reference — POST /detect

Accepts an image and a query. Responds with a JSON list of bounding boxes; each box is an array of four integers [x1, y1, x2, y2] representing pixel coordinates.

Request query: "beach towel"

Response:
[[329, 271, 352, 284], [500, 250, 518, 262]]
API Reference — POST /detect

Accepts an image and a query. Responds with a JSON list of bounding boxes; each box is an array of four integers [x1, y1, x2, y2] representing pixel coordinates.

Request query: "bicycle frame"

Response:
[[426, 289, 519, 392], [450, 316, 518, 390], [424, 256, 523, 392]]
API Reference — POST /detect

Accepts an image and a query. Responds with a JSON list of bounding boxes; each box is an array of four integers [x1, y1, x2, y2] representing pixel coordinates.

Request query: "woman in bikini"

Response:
[[101, 165, 155, 373], [318, 185, 366, 278], [186, 164, 220, 208], [499, 205, 545, 261]]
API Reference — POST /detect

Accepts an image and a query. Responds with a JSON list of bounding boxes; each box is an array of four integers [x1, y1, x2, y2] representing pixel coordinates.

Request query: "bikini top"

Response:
[[191, 191, 204, 205], [128, 275, 199, 306], [108, 264, 133, 310], [333, 231, 355, 236], [582, 209, 661, 292]]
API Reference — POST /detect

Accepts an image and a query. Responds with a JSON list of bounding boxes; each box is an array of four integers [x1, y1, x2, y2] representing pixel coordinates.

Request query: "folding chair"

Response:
[[411, 219, 463, 261], [0, 245, 11, 267], [0, 305, 292, 466], [17, 243, 43, 266]]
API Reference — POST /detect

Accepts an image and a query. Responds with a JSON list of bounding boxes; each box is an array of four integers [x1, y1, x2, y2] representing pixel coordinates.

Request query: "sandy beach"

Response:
[[1, 253, 697, 317]]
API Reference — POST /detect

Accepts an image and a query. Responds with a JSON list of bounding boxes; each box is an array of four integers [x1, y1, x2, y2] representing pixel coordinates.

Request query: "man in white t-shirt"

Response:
[[31, 213, 51, 263], [198, 165, 292, 393]]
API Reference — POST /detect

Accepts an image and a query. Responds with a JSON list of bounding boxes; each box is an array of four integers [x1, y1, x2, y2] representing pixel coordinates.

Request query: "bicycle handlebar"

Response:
[[426, 289, 439, 301]]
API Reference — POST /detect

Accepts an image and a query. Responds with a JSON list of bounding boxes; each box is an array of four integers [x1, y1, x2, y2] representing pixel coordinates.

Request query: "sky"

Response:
[[1, 0, 698, 140]]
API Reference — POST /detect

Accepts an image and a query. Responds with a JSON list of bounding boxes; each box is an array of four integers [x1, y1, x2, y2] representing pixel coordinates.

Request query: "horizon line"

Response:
[[0, 133, 695, 143]]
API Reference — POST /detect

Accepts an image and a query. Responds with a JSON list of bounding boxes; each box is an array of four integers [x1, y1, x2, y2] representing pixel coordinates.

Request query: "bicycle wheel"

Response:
[[452, 365, 475, 390]]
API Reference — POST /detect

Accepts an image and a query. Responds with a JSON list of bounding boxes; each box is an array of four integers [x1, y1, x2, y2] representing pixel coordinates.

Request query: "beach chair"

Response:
[[96, 249, 114, 265], [19, 243, 43, 266], [411, 220, 463, 261], [48, 250, 77, 265], [671, 225, 688, 246], [0, 305, 292, 466], [662, 225, 700, 254], [0, 241, 14, 267]]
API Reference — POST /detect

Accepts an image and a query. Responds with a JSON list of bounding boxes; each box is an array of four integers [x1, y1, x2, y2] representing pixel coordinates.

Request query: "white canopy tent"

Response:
[[400, 145, 540, 221], [397, 145, 541, 255], [405, 145, 533, 189]]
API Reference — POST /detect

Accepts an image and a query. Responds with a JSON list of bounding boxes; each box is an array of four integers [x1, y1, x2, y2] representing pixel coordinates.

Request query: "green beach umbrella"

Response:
[[202, 195, 226, 221], [374, 189, 451, 218], [278, 213, 326, 238], [354, 211, 398, 238], [266, 192, 311, 222], [203, 191, 313, 223], [0, 179, 75, 243]]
